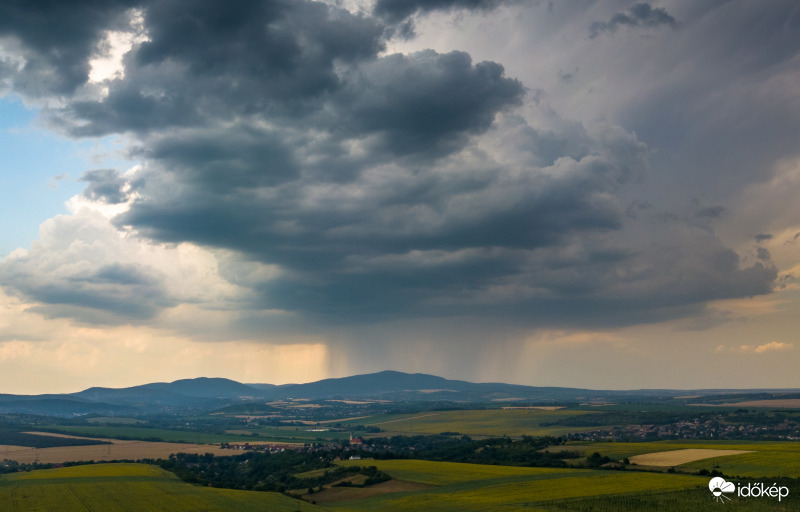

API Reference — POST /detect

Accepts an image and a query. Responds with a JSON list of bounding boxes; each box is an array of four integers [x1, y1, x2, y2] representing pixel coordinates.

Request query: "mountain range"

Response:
[[2, 371, 798, 417]]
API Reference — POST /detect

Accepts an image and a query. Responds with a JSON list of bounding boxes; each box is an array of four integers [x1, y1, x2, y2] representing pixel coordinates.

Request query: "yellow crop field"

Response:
[[559, 440, 800, 459], [0, 463, 321, 512], [558, 440, 800, 478], [339, 458, 580, 485], [14, 462, 165, 480], [22, 431, 101, 440], [5, 453, 794, 511], [0, 439, 233, 464], [678, 449, 800, 478], [333, 460, 705, 512], [0, 445, 28, 455], [629, 448, 753, 466]]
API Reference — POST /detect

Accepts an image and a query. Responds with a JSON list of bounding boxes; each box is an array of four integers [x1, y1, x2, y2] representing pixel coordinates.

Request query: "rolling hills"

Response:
[[1, 371, 798, 417]]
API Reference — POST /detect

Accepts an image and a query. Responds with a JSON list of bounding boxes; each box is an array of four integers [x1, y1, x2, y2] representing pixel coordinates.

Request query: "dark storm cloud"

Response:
[[135, 0, 384, 98], [373, 0, 511, 23], [112, 120, 670, 322], [139, 127, 299, 189], [329, 50, 524, 158], [589, 3, 677, 39], [0, 0, 780, 328], [117, 117, 645, 257], [58, 0, 385, 138], [81, 169, 128, 204], [754, 233, 773, 243], [0, 0, 137, 96]]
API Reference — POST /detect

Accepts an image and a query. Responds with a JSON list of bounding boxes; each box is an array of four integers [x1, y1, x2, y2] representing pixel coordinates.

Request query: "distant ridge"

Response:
[[153, 377, 265, 398], [2, 372, 799, 417], [0, 396, 136, 416], [269, 370, 589, 401], [74, 376, 261, 399], [69, 377, 266, 411]]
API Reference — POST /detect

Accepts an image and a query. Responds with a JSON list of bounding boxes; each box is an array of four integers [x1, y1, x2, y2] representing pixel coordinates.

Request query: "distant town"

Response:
[[567, 414, 800, 442]]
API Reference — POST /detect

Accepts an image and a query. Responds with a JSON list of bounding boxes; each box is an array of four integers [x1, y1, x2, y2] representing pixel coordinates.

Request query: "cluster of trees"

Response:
[[156, 451, 388, 493], [158, 451, 318, 492], [329, 465, 390, 488], [0, 460, 56, 475], [156, 435, 579, 494], [363, 434, 579, 467], [585, 452, 611, 468]]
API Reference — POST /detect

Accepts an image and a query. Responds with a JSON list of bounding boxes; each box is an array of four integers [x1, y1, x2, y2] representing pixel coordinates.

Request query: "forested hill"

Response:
[[2, 372, 799, 417]]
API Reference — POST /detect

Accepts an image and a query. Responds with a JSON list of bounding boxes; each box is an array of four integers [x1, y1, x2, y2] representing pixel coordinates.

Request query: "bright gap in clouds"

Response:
[[88, 9, 147, 85], [0, 4, 147, 257]]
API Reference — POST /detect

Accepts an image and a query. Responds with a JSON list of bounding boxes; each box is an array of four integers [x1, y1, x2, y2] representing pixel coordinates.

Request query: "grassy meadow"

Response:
[[340, 408, 603, 437], [228, 425, 352, 442], [42, 408, 605, 444], [2, 449, 797, 511], [3, 409, 797, 510], [676, 444, 800, 479], [42, 425, 258, 444], [329, 459, 709, 511], [558, 440, 800, 478], [45, 424, 351, 444], [1, 460, 710, 512], [85, 417, 146, 425], [0, 463, 316, 512], [543, 487, 798, 512]]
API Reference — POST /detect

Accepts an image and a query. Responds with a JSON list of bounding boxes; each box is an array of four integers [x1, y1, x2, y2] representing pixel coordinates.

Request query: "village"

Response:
[[567, 415, 800, 442], [220, 433, 367, 456]]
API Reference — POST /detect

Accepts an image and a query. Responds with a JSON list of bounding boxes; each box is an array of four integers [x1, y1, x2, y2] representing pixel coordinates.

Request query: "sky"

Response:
[[0, 0, 799, 394]]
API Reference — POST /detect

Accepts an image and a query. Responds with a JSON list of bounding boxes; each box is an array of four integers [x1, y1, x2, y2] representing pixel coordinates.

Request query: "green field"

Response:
[[44, 424, 350, 444], [571, 403, 735, 413], [231, 426, 352, 442], [47, 409, 605, 444], [0, 426, 110, 448], [85, 417, 146, 425], [559, 440, 800, 478], [340, 459, 579, 486], [339, 409, 602, 437], [543, 487, 798, 512], [3, 456, 797, 511], [332, 459, 708, 511], [0, 463, 318, 512], [43, 425, 263, 444], [676, 444, 800, 479]]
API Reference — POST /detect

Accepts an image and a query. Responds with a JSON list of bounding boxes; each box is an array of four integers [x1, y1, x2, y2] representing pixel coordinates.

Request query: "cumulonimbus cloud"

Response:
[[0, 0, 781, 330]]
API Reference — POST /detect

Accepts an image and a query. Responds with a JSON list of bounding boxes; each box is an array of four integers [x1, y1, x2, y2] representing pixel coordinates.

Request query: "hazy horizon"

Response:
[[1, 1, 798, 394], [12, 369, 800, 398]]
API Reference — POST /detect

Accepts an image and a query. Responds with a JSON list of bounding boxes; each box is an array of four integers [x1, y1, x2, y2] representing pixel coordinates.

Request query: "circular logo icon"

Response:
[[709, 477, 735, 502]]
